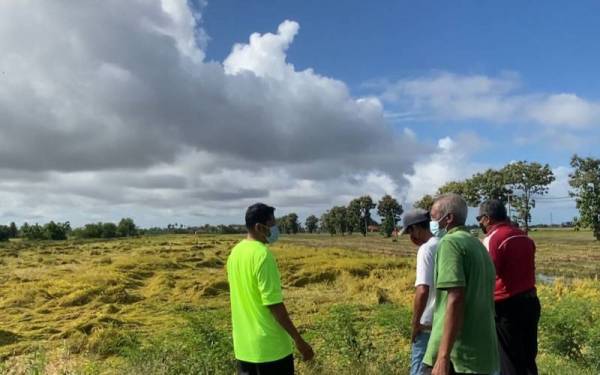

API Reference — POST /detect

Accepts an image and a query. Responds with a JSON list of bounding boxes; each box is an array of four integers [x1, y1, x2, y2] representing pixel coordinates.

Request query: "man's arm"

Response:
[[432, 287, 465, 375], [411, 285, 430, 342], [268, 302, 314, 361]]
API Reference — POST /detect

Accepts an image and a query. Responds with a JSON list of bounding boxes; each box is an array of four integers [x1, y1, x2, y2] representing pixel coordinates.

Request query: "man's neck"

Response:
[[488, 220, 510, 231], [247, 232, 267, 244], [446, 224, 463, 231]]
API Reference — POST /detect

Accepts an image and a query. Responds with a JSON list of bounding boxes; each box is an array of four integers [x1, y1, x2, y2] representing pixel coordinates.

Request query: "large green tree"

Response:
[[0, 225, 11, 242], [436, 180, 479, 206], [320, 211, 336, 236], [287, 213, 299, 234], [44, 221, 71, 240], [469, 169, 513, 204], [358, 195, 376, 237], [377, 194, 403, 238], [414, 194, 434, 211], [117, 218, 138, 237], [502, 161, 555, 233], [569, 155, 600, 240], [346, 199, 362, 235], [8, 222, 18, 238], [101, 222, 118, 238], [305, 215, 319, 234], [276, 216, 288, 234], [330, 206, 348, 235]]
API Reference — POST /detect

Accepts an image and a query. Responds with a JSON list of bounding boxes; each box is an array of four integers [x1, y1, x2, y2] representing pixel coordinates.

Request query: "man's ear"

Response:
[[447, 213, 456, 225]]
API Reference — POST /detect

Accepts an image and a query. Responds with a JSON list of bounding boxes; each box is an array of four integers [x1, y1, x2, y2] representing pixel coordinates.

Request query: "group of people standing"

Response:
[[406, 194, 540, 375], [226, 193, 540, 375]]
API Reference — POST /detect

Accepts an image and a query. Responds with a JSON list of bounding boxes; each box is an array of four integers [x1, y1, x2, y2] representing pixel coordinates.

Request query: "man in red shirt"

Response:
[[478, 200, 541, 375]]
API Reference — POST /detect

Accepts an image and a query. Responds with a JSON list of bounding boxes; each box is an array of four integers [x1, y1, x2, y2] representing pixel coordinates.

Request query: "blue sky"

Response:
[[198, 0, 600, 224], [1, 0, 598, 226], [200, 0, 600, 220], [202, 1, 600, 92]]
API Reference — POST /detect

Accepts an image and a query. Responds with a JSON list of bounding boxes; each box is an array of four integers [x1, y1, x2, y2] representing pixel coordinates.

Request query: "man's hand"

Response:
[[295, 337, 314, 361], [267, 303, 314, 361], [431, 355, 450, 375], [411, 322, 426, 343], [412, 285, 430, 343]]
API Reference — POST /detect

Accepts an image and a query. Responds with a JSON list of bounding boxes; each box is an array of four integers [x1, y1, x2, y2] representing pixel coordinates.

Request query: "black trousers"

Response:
[[495, 290, 541, 375], [237, 354, 294, 375]]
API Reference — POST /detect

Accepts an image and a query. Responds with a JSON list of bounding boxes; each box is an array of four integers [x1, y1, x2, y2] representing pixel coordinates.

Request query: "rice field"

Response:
[[0, 229, 598, 374]]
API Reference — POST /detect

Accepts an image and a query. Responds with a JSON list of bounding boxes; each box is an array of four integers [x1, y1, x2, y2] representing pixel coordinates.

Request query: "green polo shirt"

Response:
[[423, 226, 499, 373], [226, 239, 293, 363]]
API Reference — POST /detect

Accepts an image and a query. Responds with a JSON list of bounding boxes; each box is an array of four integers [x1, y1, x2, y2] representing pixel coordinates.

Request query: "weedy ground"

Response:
[[0, 230, 598, 374]]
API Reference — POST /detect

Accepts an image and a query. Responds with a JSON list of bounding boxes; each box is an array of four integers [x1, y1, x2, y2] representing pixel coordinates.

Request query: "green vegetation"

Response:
[[569, 154, 600, 239], [377, 194, 403, 237], [320, 195, 380, 237], [415, 160, 556, 232], [0, 230, 598, 374]]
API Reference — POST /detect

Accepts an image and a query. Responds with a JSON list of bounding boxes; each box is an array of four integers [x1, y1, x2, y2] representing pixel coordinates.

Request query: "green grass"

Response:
[[0, 230, 598, 374]]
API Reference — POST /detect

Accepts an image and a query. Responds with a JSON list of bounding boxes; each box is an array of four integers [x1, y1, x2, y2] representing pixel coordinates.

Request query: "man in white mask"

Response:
[[227, 203, 314, 374]]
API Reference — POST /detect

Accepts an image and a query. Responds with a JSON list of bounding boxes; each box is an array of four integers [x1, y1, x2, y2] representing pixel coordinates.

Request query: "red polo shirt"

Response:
[[482, 222, 536, 302]]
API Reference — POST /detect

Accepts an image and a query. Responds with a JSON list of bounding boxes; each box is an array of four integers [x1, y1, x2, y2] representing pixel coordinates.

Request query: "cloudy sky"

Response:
[[1, 0, 598, 227]]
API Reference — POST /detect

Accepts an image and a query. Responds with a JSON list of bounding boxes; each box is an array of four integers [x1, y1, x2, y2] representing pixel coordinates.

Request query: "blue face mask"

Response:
[[430, 214, 448, 238], [267, 225, 280, 244]]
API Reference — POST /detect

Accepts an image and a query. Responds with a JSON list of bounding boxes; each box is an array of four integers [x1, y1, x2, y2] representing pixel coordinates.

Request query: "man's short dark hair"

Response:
[[245, 203, 275, 230], [479, 199, 508, 221]]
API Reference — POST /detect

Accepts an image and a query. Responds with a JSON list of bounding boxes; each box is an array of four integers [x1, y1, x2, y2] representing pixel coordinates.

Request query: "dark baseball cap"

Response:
[[399, 209, 430, 235]]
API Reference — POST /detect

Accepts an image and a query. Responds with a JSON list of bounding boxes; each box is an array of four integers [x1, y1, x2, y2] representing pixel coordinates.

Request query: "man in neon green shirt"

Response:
[[227, 203, 314, 374], [423, 193, 499, 375]]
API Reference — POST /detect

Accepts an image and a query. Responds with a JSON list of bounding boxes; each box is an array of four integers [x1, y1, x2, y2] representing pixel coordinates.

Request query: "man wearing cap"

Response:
[[401, 209, 439, 375], [478, 200, 540, 375]]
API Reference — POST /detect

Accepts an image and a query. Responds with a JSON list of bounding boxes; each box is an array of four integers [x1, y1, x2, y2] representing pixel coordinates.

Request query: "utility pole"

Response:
[[550, 212, 553, 227], [507, 193, 512, 220]]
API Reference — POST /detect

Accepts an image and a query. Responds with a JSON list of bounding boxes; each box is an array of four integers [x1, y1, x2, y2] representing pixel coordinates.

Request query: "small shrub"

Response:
[[539, 295, 589, 360], [87, 326, 138, 357], [123, 311, 234, 375]]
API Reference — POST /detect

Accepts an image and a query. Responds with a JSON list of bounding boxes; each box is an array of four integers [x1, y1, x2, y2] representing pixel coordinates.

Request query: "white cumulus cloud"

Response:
[[0, 1, 427, 226]]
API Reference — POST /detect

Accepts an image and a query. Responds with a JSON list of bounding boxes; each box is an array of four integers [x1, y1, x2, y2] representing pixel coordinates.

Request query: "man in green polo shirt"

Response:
[[227, 203, 314, 375], [423, 193, 499, 375]]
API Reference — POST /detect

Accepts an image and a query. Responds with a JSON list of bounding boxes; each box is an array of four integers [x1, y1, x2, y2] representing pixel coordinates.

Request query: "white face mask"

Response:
[[430, 214, 448, 238], [267, 225, 280, 244]]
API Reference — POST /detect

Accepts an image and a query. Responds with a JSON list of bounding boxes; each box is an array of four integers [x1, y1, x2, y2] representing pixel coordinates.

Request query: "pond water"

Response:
[[537, 273, 556, 284]]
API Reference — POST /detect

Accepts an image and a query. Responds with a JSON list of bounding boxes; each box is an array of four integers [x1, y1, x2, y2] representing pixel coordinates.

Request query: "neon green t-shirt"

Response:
[[423, 226, 499, 373], [226, 239, 293, 363]]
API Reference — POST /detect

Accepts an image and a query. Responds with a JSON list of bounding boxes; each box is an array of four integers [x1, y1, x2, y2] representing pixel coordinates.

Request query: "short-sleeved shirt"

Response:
[[415, 236, 439, 325], [482, 222, 536, 301], [227, 239, 294, 363], [423, 226, 499, 374]]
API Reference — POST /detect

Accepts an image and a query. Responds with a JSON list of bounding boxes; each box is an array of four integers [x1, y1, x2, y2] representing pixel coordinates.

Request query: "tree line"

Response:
[[296, 194, 404, 238], [413, 160, 555, 233], [1, 156, 599, 241], [412, 157, 600, 240], [0, 218, 138, 241]]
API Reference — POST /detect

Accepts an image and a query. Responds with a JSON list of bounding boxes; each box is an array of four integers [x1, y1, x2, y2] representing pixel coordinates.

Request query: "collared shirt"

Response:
[[423, 226, 499, 374], [227, 239, 294, 363], [482, 222, 536, 301]]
